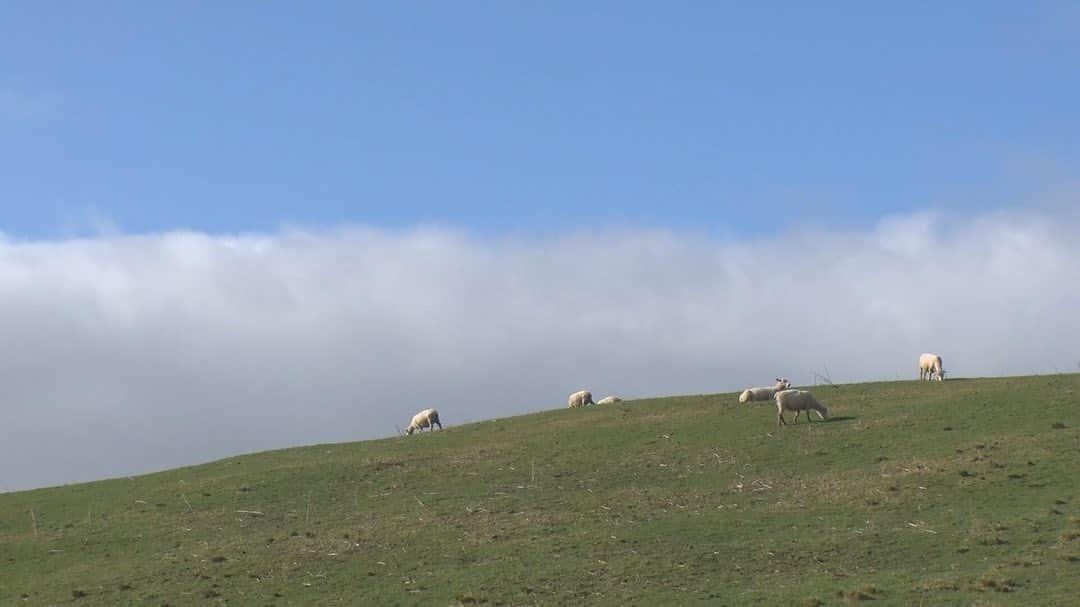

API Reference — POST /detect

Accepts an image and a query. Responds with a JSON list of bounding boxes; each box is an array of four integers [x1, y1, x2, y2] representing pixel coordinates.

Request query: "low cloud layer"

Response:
[[2, 208, 1078, 491]]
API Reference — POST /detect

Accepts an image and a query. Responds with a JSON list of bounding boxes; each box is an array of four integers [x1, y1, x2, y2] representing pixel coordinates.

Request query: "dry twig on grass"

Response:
[[813, 365, 840, 389]]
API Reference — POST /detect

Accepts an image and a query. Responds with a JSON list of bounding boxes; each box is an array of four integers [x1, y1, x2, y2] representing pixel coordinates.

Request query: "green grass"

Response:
[[2, 374, 1079, 606]]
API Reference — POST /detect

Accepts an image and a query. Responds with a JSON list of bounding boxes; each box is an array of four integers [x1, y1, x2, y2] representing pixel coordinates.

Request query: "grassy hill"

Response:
[[2, 374, 1079, 606]]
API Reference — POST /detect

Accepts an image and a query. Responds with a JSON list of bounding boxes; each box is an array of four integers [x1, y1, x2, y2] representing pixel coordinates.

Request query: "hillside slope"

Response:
[[2, 375, 1079, 606]]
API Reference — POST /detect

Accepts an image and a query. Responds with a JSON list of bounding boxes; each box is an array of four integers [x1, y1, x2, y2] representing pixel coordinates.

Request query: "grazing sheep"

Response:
[[596, 396, 623, 405], [774, 389, 829, 426], [405, 408, 442, 435], [739, 378, 792, 403], [567, 390, 595, 408], [919, 353, 945, 381]]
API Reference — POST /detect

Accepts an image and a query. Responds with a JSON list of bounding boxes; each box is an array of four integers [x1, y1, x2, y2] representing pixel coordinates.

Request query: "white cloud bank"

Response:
[[2, 207, 1079, 491]]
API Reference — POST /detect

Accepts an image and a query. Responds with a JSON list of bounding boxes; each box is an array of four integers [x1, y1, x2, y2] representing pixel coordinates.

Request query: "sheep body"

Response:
[[567, 390, 595, 408], [739, 378, 791, 403], [774, 389, 828, 426], [405, 408, 442, 435], [596, 396, 623, 405], [919, 353, 945, 381]]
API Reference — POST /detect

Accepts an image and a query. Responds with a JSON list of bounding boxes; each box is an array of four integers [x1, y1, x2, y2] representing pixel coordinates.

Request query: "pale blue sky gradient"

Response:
[[3, 2, 1078, 238]]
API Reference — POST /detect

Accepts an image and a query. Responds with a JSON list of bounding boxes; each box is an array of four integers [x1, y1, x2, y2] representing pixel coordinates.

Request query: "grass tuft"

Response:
[[842, 585, 881, 602]]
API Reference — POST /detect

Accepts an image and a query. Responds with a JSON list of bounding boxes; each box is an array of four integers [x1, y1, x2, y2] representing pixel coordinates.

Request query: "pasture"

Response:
[[1, 374, 1078, 605]]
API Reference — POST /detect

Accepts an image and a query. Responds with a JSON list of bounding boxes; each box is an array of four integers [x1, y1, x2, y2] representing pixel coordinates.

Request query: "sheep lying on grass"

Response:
[[596, 396, 622, 405], [774, 389, 828, 426], [919, 353, 945, 381], [405, 408, 442, 435], [739, 378, 791, 403], [568, 390, 595, 408]]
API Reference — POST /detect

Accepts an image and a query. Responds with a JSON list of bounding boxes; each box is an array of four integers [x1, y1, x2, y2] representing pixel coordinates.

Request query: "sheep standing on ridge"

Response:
[[919, 353, 945, 381], [405, 408, 442, 435], [739, 378, 791, 403], [774, 389, 829, 426], [596, 396, 622, 405], [568, 390, 595, 408]]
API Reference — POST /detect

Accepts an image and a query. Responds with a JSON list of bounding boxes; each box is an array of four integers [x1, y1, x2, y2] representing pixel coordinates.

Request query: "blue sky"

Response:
[[3, 2, 1078, 239]]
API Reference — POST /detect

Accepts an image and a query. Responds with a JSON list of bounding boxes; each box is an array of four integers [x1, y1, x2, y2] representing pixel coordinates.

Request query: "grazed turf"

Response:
[[1, 374, 1078, 606]]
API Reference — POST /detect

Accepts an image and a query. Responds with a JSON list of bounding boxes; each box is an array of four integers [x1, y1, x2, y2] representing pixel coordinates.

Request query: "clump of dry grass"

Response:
[[918, 577, 960, 592], [973, 575, 1021, 593], [1059, 530, 1080, 543], [970, 519, 1009, 546], [841, 585, 881, 602]]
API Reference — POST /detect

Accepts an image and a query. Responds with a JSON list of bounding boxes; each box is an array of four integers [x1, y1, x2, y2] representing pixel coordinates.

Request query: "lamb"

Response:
[[774, 389, 829, 426], [405, 408, 442, 435], [567, 390, 595, 408], [596, 396, 623, 405], [919, 353, 945, 381], [739, 378, 791, 403]]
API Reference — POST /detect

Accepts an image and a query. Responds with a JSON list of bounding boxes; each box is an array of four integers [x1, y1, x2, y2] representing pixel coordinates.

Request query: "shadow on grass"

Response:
[[825, 415, 857, 423]]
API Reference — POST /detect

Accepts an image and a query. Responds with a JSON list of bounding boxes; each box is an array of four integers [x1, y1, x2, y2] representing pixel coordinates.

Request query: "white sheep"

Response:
[[919, 353, 945, 381], [567, 390, 595, 408], [405, 408, 442, 435], [596, 395, 623, 405], [739, 378, 791, 403], [774, 389, 829, 426]]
